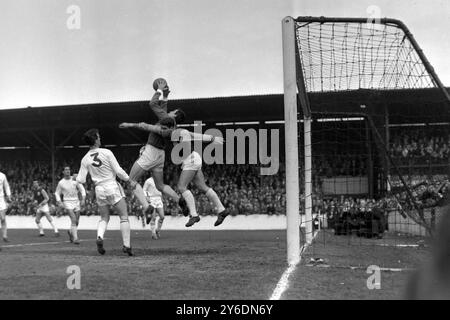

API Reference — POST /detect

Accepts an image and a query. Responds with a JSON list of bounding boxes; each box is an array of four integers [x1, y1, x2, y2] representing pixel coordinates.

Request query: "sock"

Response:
[[205, 188, 225, 213], [133, 183, 149, 211], [157, 217, 164, 232], [71, 225, 78, 240], [162, 185, 180, 202], [182, 190, 198, 217], [97, 219, 108, 239], [150, 217, 156, 233], [37, 222, 44, 234], [1, 220, 7, 238], [120, 219, 131, 248], [50, 222, 58, 233]]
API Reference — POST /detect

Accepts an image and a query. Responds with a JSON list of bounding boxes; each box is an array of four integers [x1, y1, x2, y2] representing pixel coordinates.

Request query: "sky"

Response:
[[0, 0, 448, 109]]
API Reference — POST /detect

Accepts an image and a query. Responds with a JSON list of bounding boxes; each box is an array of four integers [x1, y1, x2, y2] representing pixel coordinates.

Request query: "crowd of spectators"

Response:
[[389, 174, 449, 210], [313, 154, 367, 177], [1, 129, 449, 219], [315, 196, 389, 238], [0, 157, 288, 217]]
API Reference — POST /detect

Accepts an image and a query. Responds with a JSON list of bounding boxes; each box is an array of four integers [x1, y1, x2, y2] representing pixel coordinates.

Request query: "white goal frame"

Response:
[[282, 16, 313, 265]]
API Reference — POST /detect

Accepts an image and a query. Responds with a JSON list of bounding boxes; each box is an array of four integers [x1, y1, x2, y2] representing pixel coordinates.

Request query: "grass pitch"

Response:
[[0, 229, 429, 299]]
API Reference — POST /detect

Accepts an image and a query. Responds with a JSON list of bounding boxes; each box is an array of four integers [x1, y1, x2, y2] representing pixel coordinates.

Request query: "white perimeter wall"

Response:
[[6, 214, 288, 231], [7, 211, 434, 235]]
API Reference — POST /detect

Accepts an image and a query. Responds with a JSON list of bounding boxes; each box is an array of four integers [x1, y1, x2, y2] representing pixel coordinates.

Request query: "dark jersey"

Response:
[[146, 92, 175, 150], [146, 118, 174, 150], [33, 188, 45, 204]]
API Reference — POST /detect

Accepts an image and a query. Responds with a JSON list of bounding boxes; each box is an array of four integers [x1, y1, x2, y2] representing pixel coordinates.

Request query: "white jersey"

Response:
[[143, 177, 162, 198], [0, 172, 11, 199], [177, 129, 203, 167], [55, 178, 86, 202], [76, 147, 129, 186]]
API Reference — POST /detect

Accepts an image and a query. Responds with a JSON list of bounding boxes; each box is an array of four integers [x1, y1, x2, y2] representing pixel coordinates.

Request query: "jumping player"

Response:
[[143, 176, 164, 239], [118, 122, 227, 227], [55, 166, 86, 244], [0, 171, 11, 242], [125, 81, 189, 223], [32, 181, 59, 237], [120, 83, 228, 227], [174, 129, 229, 227], [76, 128, 137, 256]]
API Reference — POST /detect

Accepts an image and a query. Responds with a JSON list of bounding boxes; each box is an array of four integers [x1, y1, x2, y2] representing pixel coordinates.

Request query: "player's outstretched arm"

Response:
[[186, 131, 224, 144], [105, 150, 137, 190], [149, 85, 170, 120]]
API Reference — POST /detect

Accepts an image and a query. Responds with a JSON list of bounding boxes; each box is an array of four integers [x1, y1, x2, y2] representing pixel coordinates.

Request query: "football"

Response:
[[153, 78, 167, 91]]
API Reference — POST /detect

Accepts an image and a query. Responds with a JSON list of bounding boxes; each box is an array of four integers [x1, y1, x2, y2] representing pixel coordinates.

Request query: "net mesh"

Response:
[[295, 20, 435, 92], [292, 18, 449, 269]]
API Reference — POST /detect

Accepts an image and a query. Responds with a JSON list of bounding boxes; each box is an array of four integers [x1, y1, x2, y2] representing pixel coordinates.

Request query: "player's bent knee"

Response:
[[200, 186, 211, 194], [129, 162, 145, 180], [177, 183, 188, 193]]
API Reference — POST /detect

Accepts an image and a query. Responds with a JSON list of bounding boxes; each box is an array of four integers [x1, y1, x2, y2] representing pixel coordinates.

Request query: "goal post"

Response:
[[282, 16, 301, 265]]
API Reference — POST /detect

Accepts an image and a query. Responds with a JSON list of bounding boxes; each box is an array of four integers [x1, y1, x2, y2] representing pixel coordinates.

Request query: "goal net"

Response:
[[282, 16, 450, 265]]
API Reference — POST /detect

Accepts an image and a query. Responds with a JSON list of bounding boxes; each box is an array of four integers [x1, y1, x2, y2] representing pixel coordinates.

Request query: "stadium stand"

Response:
[[0, 92, 449, 229]]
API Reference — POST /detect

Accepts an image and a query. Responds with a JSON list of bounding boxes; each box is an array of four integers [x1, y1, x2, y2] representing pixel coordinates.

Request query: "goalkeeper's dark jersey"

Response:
[[146, 92, 175, 150]]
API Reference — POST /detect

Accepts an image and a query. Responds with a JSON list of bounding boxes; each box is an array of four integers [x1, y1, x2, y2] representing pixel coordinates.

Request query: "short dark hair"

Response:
[[159, 117, 176, 128], [174, 109, 186, 124], [83, 128, 99, 146]]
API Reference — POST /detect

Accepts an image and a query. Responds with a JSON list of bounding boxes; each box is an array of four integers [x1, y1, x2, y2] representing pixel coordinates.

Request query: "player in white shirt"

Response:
[[173, 129, 229, 227], [55, 166, 86, 244], [76, 129, 137, 256], [143, 176, 165, 239], [0, 171, 12, 242], [119, 122, 228, 228]]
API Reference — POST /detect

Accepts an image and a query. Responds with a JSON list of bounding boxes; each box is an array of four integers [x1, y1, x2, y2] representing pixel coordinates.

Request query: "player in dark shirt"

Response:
[[119, 81, 188, 222], [32, 181, 59, 237]]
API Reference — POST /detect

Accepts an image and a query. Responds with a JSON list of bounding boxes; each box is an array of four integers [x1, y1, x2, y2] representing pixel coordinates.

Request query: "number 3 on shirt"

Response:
[[90, 152, 103, 167]]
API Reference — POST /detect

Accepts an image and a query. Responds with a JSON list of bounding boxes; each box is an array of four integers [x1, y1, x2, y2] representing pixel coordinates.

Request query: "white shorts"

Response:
[[0, 198, 8, 211], [136, 144, 165, 171], [148, 196, 164, 209], [181, 152, 202, 171], [63, 200, 81, 212], [95, 182, 125, 207], [37, 204, 50, 214]]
